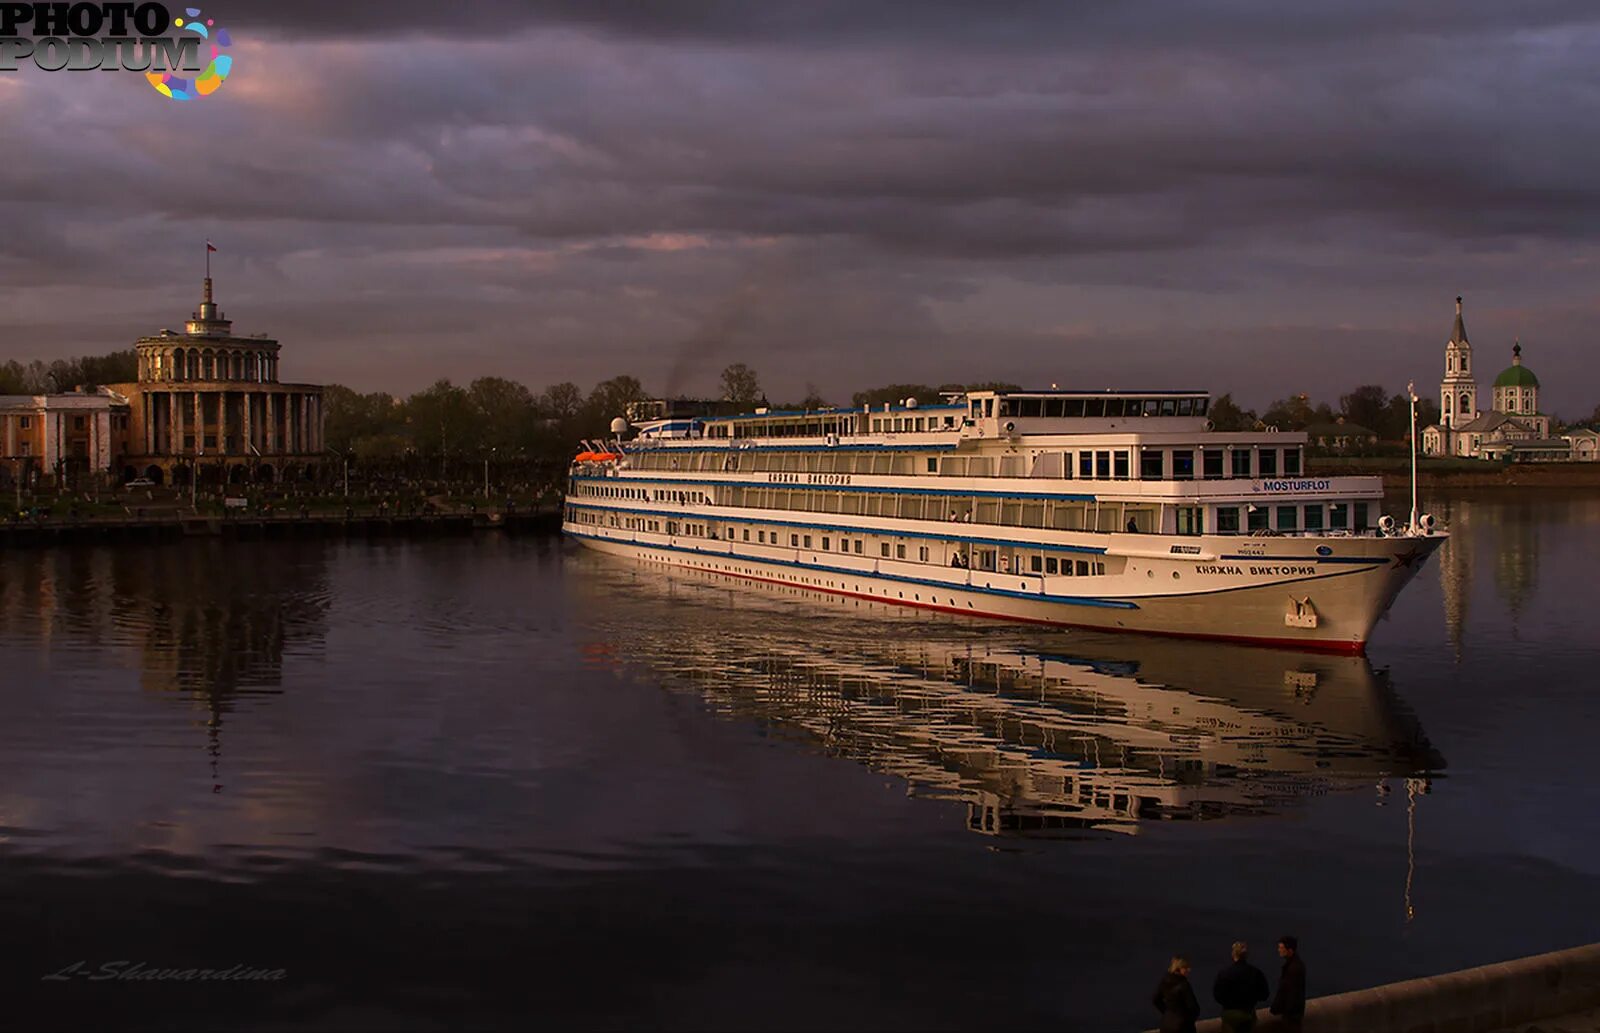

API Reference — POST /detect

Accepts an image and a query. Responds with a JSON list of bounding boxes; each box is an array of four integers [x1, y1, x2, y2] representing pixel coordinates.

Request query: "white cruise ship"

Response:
[[562, 388, 1445, 652]]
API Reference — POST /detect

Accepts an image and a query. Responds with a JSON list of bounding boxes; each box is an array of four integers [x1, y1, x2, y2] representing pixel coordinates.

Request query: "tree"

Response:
[[323, 384, 402, 453], [469, 376, 536, 452], [851, 383, 938, 409], [720, 363, 762, 407], [76, 350, 137, 386], [1339, 385, 1388, 433], [1207, 393, 1256, 431], [584, 376, 646, 436], [403, 379, 478, 462], [0, 361, 26, 394], [538, 382, 584, 423], [1260, 393, 1316, 431]]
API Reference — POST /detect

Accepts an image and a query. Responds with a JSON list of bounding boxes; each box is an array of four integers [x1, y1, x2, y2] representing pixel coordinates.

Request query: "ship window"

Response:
[[1095, 451, 1111, 478], [1330, 504, 1348, 529], [1084, 399, 1105, 418], [1354, 502, 1370, 531], [1044, 399, 1065, 418], [1143, 399, 1160, 417], [1176, 398, 1194, 416], [1160, 399, 1177, 416], [1284, 449, 1302, 476], [1113, 451, 1130, 479], [1248, 506, 1269, 531], [1176, 506, 1202, 535], [1046, 557, 1059, 574], [1173, 450, 1194, 480], [999, 400, 1016, 417], [920, 546, 930, 562], [854, 540, 863, 554], [1078, 452, 1093, 478], [1075, 560, 1089, 576], [1217, 507, 1240, 533], [1030, 554, 1043, 573], [1232, 450, 1251, 478], [1259, 450, 1278, 477], [743, 529, 750, 541], [1018, 398, 1043, 418], [1203, 450, 1224, 478], [881, 543, 891, 557], [1304, 506, 1324, 532], [1063, 398, 1085, 417], [1141, 449, 1164, 479], [896, 544, 907, 559], [1276, 506, 1298, 532]]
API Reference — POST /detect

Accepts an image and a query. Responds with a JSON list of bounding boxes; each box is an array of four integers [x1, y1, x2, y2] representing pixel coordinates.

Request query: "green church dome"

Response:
[[1493, 342, 1539, 388]]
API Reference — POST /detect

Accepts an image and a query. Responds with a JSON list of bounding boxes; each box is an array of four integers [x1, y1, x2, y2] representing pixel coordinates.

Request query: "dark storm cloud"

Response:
[[2, 2, 1599, 411]]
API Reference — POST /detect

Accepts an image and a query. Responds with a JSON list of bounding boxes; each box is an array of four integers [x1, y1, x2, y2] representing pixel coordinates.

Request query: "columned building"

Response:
[[0, 388, 128, 489], [109, 276, 325, 486]]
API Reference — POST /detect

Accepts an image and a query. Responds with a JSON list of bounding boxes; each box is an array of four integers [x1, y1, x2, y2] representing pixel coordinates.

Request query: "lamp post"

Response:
[[1407, 381, 1419, 534], [484, 447, 495, 499]]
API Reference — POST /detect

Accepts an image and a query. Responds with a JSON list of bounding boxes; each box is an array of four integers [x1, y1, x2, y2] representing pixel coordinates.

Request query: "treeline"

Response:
[[0, 351, 137, 394], [320, 367, 1025, 466], [1209, 385, 1442, 441], [11, 348, 1598, 457]]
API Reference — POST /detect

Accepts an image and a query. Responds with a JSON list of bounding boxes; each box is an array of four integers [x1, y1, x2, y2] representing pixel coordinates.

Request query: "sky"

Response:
[[2, 1, 1599, 415]]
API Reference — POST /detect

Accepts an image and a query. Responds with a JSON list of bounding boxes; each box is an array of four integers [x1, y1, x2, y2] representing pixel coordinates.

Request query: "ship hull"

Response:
[[564, 526, 1444, 653]]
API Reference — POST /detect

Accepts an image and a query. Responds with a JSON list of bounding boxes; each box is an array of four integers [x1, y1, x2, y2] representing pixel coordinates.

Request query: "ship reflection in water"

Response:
[[576, 552, 1445, 839]]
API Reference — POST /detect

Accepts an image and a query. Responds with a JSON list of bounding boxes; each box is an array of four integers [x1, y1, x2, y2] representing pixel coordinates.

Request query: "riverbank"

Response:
[[1145, 942, 1600, 1033], [1313, 457, 1600, 490], [0, 503, 561, 548]]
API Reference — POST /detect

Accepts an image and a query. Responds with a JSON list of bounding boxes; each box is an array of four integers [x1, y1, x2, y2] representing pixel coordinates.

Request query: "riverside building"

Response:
[[107, 275, 326, 486]]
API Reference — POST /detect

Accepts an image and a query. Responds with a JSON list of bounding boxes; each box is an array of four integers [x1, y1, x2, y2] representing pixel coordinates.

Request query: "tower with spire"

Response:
[[1422, 295, 1553, 458], [1440, 295, 1477, 430]]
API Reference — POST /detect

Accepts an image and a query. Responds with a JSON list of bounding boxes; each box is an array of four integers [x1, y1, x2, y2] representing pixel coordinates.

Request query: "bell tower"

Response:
[[1441, 295, 1477, 430]]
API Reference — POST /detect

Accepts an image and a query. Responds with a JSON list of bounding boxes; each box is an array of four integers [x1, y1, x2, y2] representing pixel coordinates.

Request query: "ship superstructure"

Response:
[[563, 389, 1444, 651]]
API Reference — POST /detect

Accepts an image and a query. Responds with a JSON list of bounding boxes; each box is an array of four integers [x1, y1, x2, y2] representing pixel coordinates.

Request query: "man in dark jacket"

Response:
[[1213, 941, 1269, 1031], [1271, 935, 1307, 1033]]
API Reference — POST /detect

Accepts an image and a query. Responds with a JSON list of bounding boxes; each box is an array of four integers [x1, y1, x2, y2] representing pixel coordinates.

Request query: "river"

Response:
[[1, 491, 1596, 1031]]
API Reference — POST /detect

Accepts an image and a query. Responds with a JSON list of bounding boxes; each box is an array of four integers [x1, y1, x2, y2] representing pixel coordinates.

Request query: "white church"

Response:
[[1421, 296, 1560, 460]]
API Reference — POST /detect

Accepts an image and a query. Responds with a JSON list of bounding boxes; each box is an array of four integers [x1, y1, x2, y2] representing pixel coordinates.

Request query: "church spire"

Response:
[[1450, 295, 1469, 345]]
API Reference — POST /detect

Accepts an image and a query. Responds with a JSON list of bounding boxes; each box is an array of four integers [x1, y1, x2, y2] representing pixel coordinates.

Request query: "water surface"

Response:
[[1, 492, 1597, 1031]]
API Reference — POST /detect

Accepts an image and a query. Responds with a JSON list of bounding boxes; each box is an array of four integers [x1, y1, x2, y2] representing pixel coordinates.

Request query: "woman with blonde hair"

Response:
[[1151, 954, 1201, 1033]]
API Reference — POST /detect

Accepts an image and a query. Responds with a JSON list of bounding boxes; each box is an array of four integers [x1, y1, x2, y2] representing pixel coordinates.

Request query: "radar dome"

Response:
[[609, 417, 629, 434]]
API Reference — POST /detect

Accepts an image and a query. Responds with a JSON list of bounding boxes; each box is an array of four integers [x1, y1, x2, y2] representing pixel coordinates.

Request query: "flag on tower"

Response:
[[206, 240, 217, 252]]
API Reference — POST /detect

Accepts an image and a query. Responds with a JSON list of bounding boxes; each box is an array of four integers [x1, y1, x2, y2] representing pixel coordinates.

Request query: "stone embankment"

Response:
[[1145, 942, 1600, 1033], [1311, 459, 1600, 491]]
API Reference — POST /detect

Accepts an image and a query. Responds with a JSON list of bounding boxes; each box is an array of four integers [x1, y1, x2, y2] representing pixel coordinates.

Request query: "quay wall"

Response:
[[1311, 458, 1600, 491], [1146, 941, 1600, 1033], [0, 508, 561, 548]]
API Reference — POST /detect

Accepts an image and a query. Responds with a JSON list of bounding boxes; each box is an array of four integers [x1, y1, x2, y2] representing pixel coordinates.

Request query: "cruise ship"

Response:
[[562, 388, 1445, 652]]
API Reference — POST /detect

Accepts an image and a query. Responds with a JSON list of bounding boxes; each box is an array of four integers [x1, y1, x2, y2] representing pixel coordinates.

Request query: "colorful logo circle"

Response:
[[147, 8, 232, 101]]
